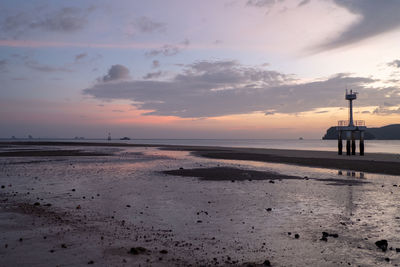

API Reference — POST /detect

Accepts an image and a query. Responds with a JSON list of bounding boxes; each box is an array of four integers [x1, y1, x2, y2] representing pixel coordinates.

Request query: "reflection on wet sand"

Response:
[[1, 145, 400, 266]]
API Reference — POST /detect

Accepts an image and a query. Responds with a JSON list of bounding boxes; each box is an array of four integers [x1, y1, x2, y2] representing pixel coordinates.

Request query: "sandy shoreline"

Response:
[[1, 141, 399, 175]]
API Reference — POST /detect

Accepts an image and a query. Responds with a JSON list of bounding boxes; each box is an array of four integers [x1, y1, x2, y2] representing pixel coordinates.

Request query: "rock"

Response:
[[34, 202, 40, 206], [329, 233, 339, 238], [1, 185, 4, 189], [294, 234, 299, 239], [385, 257, 390, 262], [197, 220, 202, 223], [266, 208, 272, 212], [322, 232, 329, 238], [263, 260, 271, 266], [88, 260, 94, 264], [61, 244, 67, 248], [129, 247, 148, 255], [287, 232, 291, 235], [160, 249, 168, 254], [72, 189, 75, 191], [76, 205, 81, 210], [126, 205, 131, 208], [320, 236, 327, 242], [269, 180, 275, 184], [396, 248, 400, 253], [375, 240, 388, 252]]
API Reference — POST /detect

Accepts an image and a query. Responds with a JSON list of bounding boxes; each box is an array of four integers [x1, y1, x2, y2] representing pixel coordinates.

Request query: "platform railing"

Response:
[[337, 120, 365, 127]]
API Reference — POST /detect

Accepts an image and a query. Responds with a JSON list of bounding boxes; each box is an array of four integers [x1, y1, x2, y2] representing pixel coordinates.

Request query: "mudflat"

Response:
[[1, 142, 400, 266]]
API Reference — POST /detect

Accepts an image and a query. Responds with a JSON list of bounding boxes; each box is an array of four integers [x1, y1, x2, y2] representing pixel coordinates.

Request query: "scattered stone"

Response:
[[49, 249, 54, 253], [19, 238, 23, 242], [396, 248, 400, 253], [197, 220, 202, 223], [179, 167, 184, 170], [375, 240, 388, 252], [126, 205, 131, 208], [61, 244, 67, 248], [320, 236, 328, 242], [287, 232, 291, 235], [294, 234, 299, 239], [76, 205, 81, 210], [266, 208, 272, 212], [269, 180, 275, 184], [263, 260, 271, 266], [129, 247, 148, 255], [160, 249, 168, 254], [1, 185, 4, 189], [44, 203, 52, 207], [385, 257, 390, 262], [34, 202, 40, 206], [88, 260, 94, 264], [72, 189, 76, 191]]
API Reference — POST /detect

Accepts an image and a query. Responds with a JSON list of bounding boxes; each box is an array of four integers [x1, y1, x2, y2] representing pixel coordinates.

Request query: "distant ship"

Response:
[[120, 137, 130, 140]]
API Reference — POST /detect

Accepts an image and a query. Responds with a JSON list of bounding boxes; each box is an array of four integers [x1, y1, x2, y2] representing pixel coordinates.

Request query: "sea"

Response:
[[3, 138, 400, 155]]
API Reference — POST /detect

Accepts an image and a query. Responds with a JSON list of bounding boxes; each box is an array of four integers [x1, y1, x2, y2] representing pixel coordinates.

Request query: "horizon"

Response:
[[1, 0, 400, 139]]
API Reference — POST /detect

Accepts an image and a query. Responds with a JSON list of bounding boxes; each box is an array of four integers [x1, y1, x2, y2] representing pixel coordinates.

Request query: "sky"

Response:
[[1, 0, 400, 139]]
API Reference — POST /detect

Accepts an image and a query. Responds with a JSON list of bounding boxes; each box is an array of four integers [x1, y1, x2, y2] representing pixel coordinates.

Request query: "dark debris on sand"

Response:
[[162, 167, 369, 186]]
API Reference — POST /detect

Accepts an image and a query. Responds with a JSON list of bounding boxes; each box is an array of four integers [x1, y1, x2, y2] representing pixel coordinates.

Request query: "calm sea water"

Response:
[[4, 138, 400, 154]]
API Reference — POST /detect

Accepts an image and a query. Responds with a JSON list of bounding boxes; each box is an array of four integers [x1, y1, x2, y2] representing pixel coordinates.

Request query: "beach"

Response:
[[1, 142, 400, 266]]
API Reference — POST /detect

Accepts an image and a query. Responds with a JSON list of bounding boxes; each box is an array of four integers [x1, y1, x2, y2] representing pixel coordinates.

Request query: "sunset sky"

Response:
[[1, 0, 400, 139]]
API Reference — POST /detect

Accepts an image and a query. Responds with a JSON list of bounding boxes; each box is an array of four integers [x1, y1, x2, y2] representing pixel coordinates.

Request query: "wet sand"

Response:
[[1, 142, 400, 266], [2, 141, 400, 175]]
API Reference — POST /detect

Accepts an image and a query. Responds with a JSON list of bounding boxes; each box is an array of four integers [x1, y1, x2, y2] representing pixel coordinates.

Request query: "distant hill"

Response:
[[322, 124, 400, 140]]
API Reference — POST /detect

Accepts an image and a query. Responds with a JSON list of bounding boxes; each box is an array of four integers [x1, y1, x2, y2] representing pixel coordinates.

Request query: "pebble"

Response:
[[375, 240, 388, 252]]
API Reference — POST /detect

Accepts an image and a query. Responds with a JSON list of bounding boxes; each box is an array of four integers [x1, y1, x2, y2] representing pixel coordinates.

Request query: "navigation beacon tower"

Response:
[[337, 90, 366, 156]]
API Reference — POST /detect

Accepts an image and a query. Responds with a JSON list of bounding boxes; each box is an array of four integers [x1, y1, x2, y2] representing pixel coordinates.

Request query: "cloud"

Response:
[[146, 39, 190, 57], [131, 16, 166, 34], [0, 59, 7, 72], [264, 111, 275, 115], [1, 7, 92, 37], [373, 106, 400, 115], [314, 110, 328, 114], [83, 60, 398, 118], [74, 53, 87, 62], [143, 71, 163, 80], [246, 0, 275, 8], [388, 59, 400, 68], [101, 64, 131, 82], [384, 102, 395, 107], [25, 60, 72, 72], [315, 0, 400, 51], [361, 110, 370, 114], [297, 0, 310, 7], [152, 60, 160, 69]]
